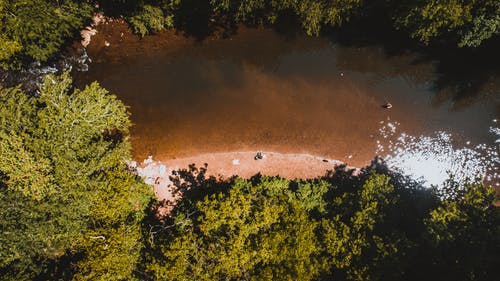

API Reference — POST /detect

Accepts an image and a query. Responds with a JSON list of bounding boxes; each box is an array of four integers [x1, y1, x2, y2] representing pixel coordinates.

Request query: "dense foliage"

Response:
[[156, 0, 499, 45], [145, 165, 500, 281], [393, 0, 500, 47], [128, 5, 169, 37], [0, 0, 92, 69], [208, 0, 363, 35], [0, 73, 153, 279]]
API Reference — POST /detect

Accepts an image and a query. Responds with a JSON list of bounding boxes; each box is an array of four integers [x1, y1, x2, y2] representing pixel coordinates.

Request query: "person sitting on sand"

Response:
[[255, 151, 265, 160]]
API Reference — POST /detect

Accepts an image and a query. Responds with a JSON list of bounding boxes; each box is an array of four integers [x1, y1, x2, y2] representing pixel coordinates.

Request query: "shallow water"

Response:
[[74, 23, 499, 186]]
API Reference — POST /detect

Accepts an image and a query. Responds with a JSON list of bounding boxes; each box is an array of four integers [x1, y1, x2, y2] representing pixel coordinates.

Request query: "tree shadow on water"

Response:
[[429, 41, 500, 110], [173, 0, 237, 41], [324, 10, 500, 111]]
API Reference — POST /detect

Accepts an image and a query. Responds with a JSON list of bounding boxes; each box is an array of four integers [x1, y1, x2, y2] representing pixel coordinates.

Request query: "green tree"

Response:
[[147, 164, 500, 281], [128, 5, 167, 37], [424, 180, 500, 280], [284, 0, 363, 35], [457, 1, 500, 47], [0, 73, 153, 279], [147, 168, 414, 281], [210, 0, 363, 35], [148, 176, 331, 280], [321, 172, 404, 281], [0, 0, 92, 69], [394, 0, 500, 47]]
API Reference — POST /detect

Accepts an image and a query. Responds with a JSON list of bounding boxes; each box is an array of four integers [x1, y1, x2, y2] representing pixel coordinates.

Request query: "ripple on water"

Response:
[[376, 120, 500, 188]]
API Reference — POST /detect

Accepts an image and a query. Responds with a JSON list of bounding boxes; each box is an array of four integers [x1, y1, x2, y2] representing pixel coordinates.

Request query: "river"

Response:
[[74, 21, 500, 188]]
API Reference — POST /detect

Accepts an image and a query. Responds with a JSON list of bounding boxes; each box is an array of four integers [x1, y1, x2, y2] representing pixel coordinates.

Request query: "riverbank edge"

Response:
[[132, 151, 360, 214]]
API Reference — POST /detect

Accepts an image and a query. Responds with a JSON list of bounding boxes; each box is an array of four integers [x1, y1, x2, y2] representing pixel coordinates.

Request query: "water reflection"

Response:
[[75, 23, 499, 177]]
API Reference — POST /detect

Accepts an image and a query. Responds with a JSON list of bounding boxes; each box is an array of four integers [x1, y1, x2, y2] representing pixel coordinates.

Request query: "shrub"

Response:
[[128, 5, 166, 37]]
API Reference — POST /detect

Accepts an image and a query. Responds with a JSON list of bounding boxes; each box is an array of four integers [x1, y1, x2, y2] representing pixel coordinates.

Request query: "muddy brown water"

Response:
[[74, 22, 499, 168]]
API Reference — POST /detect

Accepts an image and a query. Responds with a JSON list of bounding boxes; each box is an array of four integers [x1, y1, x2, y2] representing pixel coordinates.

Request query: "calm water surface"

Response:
[[75, 23, 499, 180]]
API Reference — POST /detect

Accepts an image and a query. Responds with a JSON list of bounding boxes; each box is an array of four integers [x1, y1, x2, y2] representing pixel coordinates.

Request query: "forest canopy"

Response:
[[145, 165, 500, 281], [0, 0, 92, 69], [0, 73, 153, 279]]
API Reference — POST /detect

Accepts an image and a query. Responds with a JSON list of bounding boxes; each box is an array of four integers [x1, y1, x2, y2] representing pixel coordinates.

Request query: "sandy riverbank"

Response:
[[134, 151, 359, 212]]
